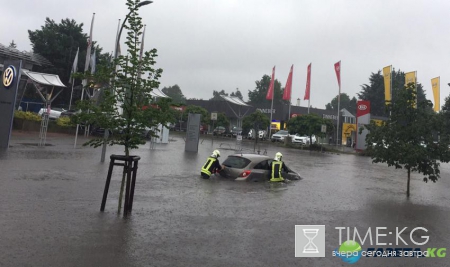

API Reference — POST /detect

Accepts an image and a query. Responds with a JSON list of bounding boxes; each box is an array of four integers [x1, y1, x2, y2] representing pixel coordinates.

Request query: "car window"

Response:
[[253, 160, 269, 170], [222, 156, 251, 169], [276, 130, 288, 134]]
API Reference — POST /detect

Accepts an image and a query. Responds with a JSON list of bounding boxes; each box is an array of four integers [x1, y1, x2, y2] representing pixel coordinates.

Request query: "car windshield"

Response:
[[276, 130, 288, 135], [222, 156, 251, 169]]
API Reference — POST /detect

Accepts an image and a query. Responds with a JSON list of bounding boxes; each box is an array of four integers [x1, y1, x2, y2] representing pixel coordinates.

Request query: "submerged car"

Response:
[[219, 153, 301, 182]]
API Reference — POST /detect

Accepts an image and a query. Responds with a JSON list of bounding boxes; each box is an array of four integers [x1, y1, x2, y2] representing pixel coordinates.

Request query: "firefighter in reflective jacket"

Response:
[[201, 150, 225, 179], [269, 152, 289, 182]]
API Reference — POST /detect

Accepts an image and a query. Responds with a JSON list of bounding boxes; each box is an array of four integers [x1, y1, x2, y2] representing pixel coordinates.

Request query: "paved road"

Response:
[[1, 131, 449, 266]]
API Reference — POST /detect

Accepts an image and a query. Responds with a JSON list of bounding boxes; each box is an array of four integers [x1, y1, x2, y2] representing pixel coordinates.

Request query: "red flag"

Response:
[[304, 63, 311, 100], [283, 65, 293, 101], [266, 66, 276, 100], [334, 61, 341, 89]]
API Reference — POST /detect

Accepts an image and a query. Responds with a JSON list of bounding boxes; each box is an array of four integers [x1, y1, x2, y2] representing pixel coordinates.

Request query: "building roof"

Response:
[[0, 43, 52, 67]]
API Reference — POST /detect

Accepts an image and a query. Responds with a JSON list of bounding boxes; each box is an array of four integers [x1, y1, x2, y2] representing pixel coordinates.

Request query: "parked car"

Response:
[[248, 129, 268, 140], [213, 126, 226, 136], [271, 130, 290, 142], [60, 109, 80, 118], [230, 126, 242, 137], [38, 107, 66, 119], [219, 154, 301, 182], [292, 134, 317, 145]]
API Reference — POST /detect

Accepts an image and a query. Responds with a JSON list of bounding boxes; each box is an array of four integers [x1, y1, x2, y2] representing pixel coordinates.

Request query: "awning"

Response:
[[22, 70, 66, 87], [221, 95, 251, 107], [150, 88, 170, 98]]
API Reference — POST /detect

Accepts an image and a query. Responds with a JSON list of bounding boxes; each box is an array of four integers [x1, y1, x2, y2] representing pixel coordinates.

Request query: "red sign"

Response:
[[334, 61, 341, 88], [291, 113, 301, 118], [356, 100, 370, 117], [266, 66, 276, 100], [304, 63, 311, 100], [283, 65, 293, 101]]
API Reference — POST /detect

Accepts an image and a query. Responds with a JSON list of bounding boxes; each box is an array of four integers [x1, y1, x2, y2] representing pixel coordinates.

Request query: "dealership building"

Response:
[[184, 98, 362, 146]]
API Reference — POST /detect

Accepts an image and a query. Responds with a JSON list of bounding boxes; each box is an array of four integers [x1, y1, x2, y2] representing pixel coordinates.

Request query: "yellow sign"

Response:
[[383, 66, 391, 104], [2, 66, 16, 88], [405, 71, 417, 108], [431, 77, 440, 112], [342, 123, 356, 145], [405, 71, 416, 86], [371, 119, 384, 126]]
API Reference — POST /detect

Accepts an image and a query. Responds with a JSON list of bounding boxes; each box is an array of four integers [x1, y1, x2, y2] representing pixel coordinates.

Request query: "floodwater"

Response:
[[1, 132, 450, 266]]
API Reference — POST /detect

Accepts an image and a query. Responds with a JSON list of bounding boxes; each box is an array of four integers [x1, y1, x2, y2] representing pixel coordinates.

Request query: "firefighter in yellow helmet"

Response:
[[269, 152, 289, 182], [201, 150, 225, 179]]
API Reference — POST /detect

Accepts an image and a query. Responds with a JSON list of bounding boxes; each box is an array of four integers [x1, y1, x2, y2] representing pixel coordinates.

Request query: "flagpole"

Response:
[[336, 61, 341, 147], [269, 88, 274, 133], [69, 82, 75, 110], [74, 13, 95, 149], [308, 63, 311, 113]]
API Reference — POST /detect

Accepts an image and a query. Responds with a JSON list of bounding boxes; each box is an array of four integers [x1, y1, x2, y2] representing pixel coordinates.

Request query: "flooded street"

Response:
[[1, 132, 450, 266]]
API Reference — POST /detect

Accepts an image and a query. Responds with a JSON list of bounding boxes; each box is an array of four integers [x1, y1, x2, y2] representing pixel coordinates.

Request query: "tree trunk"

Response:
[[407, 167, 411, 197]]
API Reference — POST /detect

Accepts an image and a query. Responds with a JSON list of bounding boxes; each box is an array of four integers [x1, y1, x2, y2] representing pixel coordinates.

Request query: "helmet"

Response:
[[274, 152, 282, 161], [211, 150, 221, 158]]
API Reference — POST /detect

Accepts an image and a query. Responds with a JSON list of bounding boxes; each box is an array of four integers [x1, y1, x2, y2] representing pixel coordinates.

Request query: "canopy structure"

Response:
[[150, 88, 170, 98], [20, 70, 66, 147], [22, 70, 66, 88], [221, 95, 251, 107], [220, 95, 252, 128]]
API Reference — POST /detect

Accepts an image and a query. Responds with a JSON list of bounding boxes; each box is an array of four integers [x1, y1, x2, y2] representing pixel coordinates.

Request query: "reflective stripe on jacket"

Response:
[[270, 161, 284, 182], [201, 157, 217, 176]]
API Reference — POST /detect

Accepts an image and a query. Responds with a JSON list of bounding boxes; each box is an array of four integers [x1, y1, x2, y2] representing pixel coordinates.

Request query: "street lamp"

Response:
[[114, 0, 153, 59]]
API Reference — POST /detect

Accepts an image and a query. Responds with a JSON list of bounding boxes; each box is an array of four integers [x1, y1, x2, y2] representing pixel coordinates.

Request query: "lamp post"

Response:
[[100, 0, 153, 163], [114, 0, 152, 59]]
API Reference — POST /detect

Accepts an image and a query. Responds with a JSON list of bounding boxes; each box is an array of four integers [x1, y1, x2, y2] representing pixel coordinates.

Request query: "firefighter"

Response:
[[201, 150, 225, 179], [269, 152, 290, 182]]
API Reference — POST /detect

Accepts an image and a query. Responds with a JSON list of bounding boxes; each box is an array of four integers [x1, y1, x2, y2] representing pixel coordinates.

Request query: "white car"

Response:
[[271, 130, 290, 142], [292, 134, 317, 145], [248, 129, 268, 140], [38, 107, 65, 119]]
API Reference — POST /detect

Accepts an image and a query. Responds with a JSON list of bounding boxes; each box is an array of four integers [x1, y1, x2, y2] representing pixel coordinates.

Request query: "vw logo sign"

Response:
[[2, 65, 16, 89], [358, 104, 367, 110]]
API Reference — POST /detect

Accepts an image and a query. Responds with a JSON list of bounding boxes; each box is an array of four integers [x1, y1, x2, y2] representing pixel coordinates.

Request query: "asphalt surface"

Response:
[[1, 131, 450, 267]]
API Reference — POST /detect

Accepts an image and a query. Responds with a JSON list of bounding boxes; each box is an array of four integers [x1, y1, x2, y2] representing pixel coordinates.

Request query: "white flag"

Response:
[[90, 48, 96, 74], [69, 47, 79, 83]]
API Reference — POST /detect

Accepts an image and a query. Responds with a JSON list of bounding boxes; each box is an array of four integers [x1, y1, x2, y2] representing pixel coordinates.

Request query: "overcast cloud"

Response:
[[2, 0, 450, 109]]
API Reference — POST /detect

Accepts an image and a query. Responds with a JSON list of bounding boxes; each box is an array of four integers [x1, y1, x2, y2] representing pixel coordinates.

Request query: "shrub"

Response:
[[56, 116, 72, 127], [14, 111, 41, 122]]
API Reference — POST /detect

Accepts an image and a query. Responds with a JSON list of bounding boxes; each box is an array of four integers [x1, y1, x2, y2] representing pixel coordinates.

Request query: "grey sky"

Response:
[[2, 0, 449, 110]]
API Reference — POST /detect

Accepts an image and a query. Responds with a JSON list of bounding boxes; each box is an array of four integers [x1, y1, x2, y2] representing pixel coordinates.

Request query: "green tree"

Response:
[[215, 112, 229, 128], [74, 0, 163, 155], [437, 95, 450, 162], [28, 17, 109, 107], [230, 88, 243, 100], [248, 75, 284, 104], [286, 114, 330, 145], [8, 40, 17, 49], [183, 105, 209, 124], [210, 90, 228, 101], [325, 93, 357, 115], [357, 69, 429, 117], [363, 84, 449, 197], [243, 110, 270, 147], [161, 84, 186, 104]]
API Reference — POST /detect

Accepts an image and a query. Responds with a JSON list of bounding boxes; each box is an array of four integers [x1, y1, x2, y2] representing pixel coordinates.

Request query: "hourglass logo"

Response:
[[295, 225, 325, 257]]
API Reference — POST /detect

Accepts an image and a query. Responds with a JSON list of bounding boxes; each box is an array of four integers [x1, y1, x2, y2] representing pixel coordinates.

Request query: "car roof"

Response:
[[227, 153, 271, 161]]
